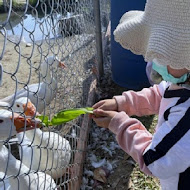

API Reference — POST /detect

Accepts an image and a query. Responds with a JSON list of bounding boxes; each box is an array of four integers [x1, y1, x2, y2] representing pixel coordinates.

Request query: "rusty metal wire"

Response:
[[0, 0, 110, 189]]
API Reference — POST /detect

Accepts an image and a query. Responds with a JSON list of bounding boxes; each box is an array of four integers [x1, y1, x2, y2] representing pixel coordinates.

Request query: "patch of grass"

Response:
[[12, 0, 23, 9], [130, 165, 160, 190], [0, 1, 5, 12], [29, 0, 38, 6], [0, 0, 38, 11], [130, 115, 161, 190]]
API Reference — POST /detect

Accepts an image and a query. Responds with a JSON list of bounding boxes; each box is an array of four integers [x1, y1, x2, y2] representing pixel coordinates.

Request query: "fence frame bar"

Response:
[[93, 0, 104, 79]]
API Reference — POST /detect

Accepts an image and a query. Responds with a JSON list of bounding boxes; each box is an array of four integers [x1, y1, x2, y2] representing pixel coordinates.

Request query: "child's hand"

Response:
[[92, 99, 118, 111], [92, 109, 118, 128]]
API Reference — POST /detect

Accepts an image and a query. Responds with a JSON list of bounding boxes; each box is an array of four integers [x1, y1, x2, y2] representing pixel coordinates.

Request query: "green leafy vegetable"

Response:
[[37, 107, 93, 126], [51, 107, 93, 125], [37, 115, 52, 126]]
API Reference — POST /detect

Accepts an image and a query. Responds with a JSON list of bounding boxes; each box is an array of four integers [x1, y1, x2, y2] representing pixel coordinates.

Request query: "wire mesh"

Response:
[[0, 0, 110, 189]]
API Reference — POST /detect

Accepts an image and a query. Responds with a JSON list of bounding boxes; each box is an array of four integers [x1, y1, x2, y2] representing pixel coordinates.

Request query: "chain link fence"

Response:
[[0, 0, 110, 189]]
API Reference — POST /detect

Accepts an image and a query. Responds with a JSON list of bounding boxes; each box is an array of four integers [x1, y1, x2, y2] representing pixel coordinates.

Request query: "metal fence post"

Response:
[[93, 0, 104, 79]]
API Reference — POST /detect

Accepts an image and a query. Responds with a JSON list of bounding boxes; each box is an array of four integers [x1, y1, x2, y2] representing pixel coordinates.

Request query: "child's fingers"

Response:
[[92, 101, 105, 109], [93, 109, 109, 117], [92, 116, 109, 128]]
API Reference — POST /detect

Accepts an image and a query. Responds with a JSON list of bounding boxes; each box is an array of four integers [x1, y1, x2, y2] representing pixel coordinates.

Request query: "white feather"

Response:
[[91, 158, 106, 168]]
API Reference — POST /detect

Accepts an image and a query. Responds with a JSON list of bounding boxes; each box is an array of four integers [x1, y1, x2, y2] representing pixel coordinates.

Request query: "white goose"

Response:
[[12, 98, 72, 179], [0, 56, 66, 113], [17, 127, 71, 179], [0, 109, 57, 190]]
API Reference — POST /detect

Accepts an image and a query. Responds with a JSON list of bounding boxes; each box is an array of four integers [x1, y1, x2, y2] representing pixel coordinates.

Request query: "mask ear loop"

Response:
[[0, 63, 3, 86], [177, 72, 190, 86]]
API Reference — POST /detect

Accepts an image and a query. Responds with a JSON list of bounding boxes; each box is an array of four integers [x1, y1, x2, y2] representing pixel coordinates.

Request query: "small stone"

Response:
[[26, 43, 32, 47]]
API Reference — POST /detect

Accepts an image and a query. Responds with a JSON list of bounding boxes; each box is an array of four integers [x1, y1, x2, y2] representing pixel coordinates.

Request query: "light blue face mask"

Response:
[[152, 60, 189, 84]]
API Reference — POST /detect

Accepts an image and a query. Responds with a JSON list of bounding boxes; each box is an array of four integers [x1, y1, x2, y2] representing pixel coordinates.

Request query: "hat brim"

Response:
[[114, 11, 149, 56]]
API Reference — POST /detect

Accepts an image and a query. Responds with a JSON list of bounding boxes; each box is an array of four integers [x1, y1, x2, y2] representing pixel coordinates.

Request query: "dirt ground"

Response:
[[0, 35, 59, 99]]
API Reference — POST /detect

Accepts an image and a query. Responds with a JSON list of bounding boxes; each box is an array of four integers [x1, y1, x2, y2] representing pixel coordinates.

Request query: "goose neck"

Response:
[[41, 63, 56, 83], [25, 128, 43, 145], [0, 145, 29, 176]]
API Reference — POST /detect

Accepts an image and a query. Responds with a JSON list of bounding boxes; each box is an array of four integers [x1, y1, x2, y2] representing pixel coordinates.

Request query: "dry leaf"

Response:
[[94, 167, 107, 183]]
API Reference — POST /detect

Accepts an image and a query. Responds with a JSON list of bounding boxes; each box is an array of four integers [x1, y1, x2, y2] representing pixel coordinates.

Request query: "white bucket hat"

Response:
[[114, 0, 190, 70]]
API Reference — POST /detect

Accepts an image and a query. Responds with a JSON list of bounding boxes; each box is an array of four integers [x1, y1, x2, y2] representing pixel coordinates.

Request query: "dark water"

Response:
[[0, 12, 62, 42]]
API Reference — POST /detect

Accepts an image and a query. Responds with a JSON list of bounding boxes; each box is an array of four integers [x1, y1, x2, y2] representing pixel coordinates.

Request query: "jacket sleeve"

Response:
[[114, 84, 162, 116], [108, 111, 153, 176]]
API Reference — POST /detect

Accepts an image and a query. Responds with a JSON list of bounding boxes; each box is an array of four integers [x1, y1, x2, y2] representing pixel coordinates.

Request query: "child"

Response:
[[92, 0, 190, 189]]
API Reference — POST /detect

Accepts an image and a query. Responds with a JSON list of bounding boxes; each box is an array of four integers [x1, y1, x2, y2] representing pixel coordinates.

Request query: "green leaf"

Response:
[[36, 115, 52, 126], [36, 107, 93, 127], [51, 107, 93, 125]]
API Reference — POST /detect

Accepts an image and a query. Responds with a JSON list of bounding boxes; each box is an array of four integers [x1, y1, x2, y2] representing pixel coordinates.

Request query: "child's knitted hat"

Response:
[[114, 0, 190, 70]]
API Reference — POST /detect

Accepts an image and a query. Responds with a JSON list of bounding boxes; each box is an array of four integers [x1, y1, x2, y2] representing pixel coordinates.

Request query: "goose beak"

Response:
[[11, 113, 41, 132], [23, 101, 36, 117], [59, 61, 66, 68]]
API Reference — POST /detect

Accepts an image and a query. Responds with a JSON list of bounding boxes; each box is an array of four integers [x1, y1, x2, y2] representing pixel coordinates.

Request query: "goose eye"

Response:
[[16, 104, 20, 108], [0, 119, 4, 123]]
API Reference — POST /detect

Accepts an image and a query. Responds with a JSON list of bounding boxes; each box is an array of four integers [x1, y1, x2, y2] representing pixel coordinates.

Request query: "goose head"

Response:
[[0, 109, 41, 140], [12, 97, 37, 117], [46, 56, 66, 69]]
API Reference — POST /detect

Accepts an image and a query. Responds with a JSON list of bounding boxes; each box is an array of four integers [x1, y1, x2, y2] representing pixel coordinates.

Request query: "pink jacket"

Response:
[[110, 84, 162, 176]]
